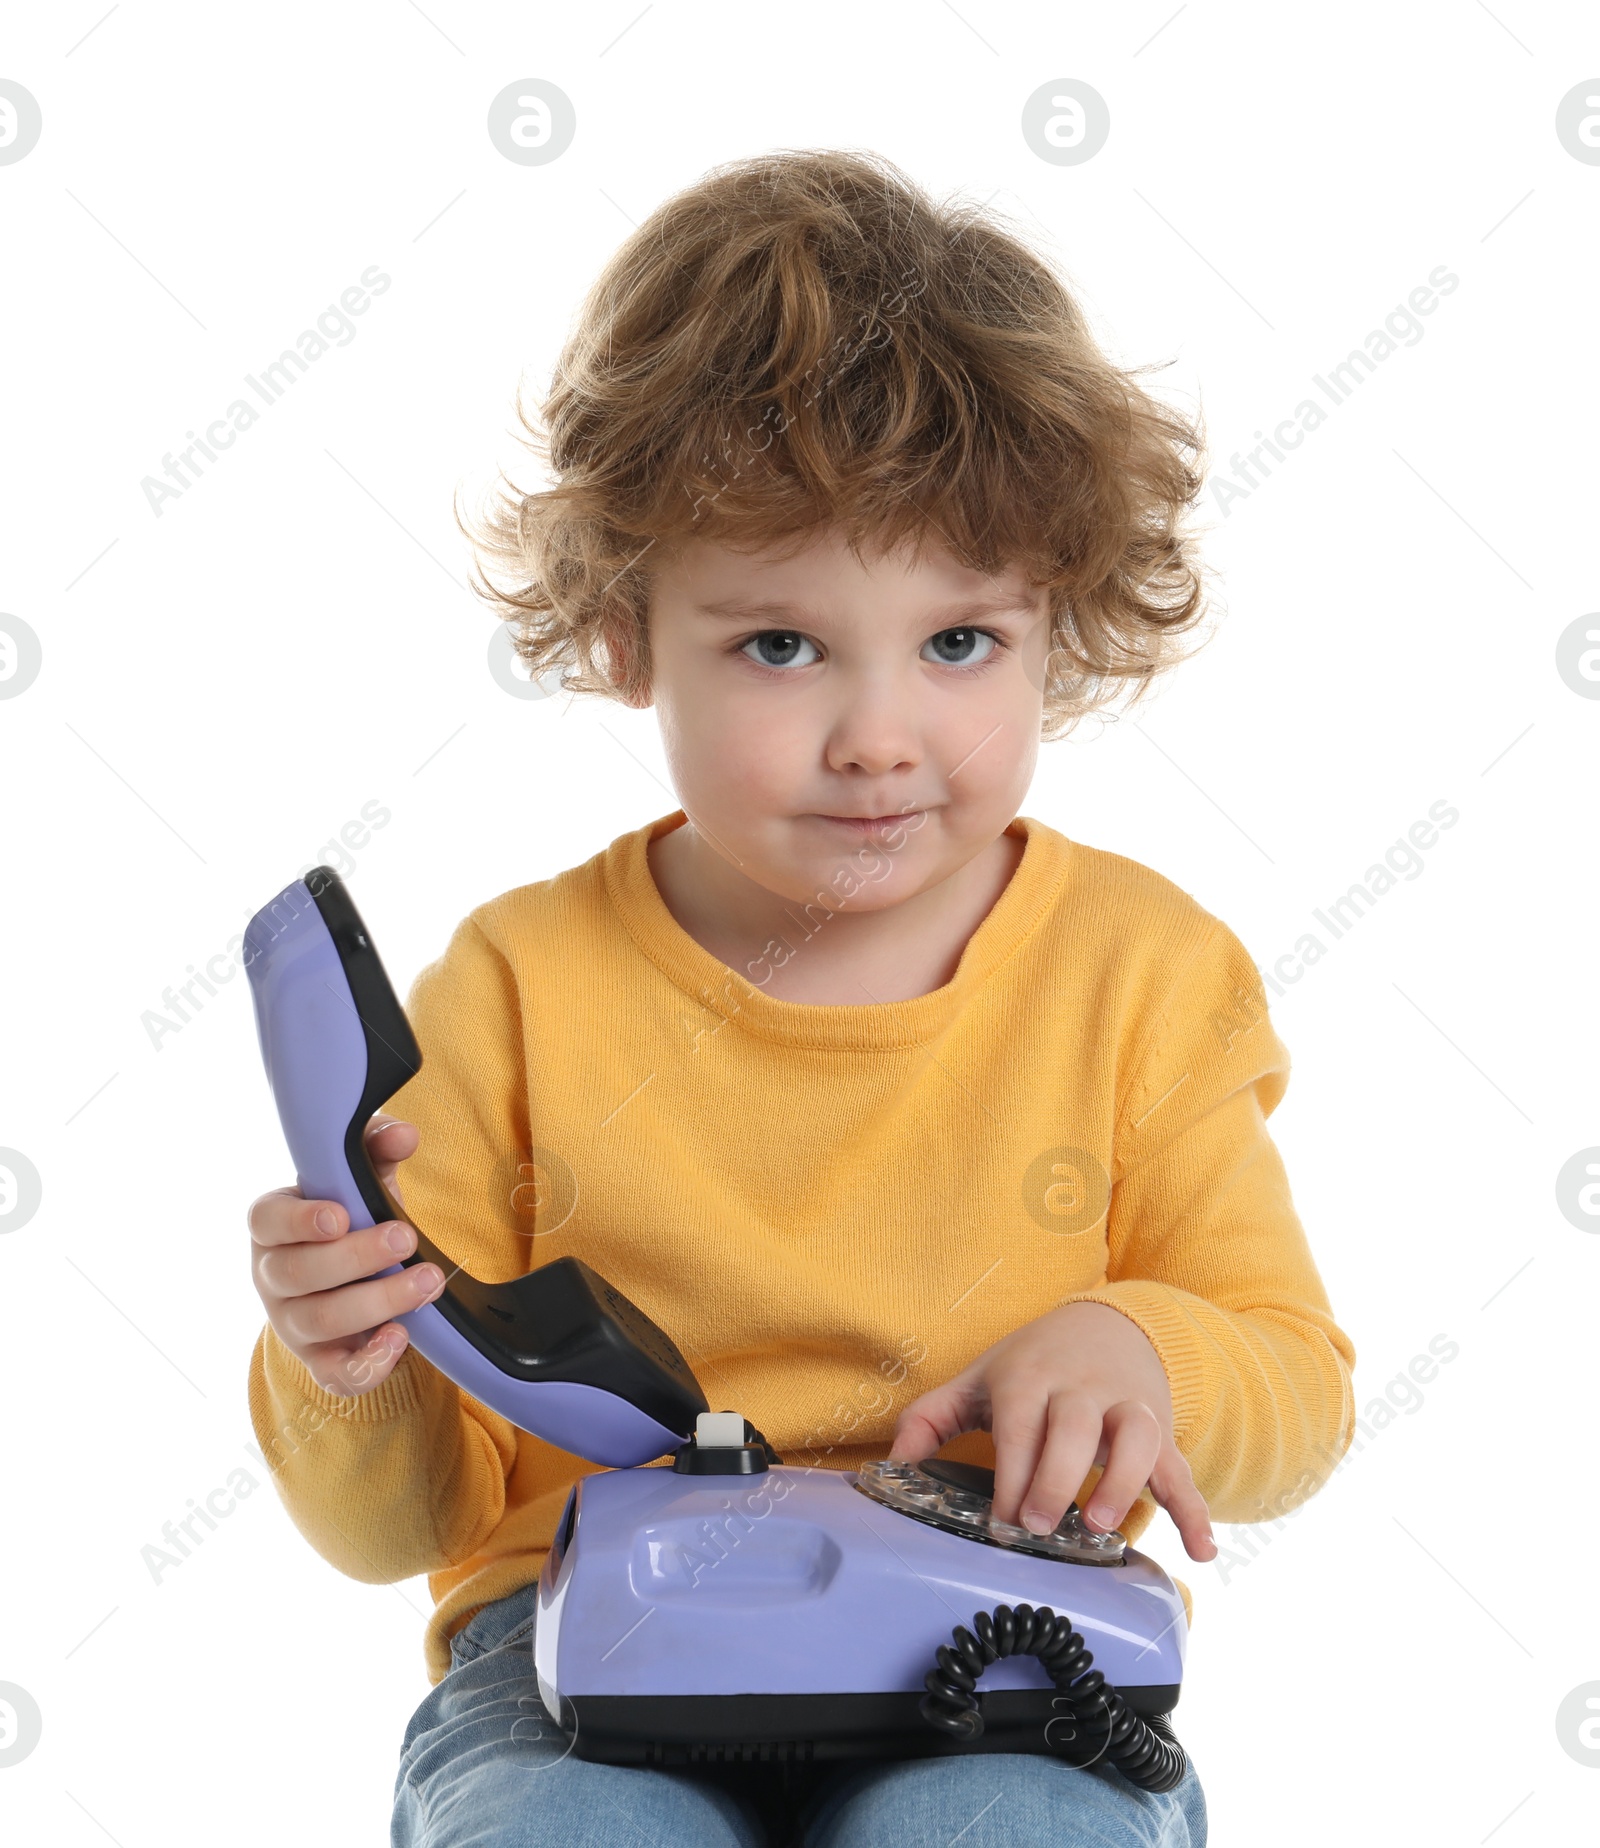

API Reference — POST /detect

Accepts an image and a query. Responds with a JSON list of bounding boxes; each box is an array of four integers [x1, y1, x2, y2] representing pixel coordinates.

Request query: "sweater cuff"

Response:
[[257, 1321, 431, 1423], [1059, 1283, 1211, 1447]]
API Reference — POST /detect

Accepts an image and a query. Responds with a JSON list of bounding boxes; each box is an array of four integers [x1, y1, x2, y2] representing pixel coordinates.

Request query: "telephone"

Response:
[[243, 867, 1188, 1786]]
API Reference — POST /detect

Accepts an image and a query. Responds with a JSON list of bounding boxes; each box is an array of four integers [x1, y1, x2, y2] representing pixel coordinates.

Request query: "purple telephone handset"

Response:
[[242, 867, 708, 1467]]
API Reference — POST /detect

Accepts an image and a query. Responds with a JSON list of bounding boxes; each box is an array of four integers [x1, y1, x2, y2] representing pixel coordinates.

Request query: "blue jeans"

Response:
[[392, 1579, 1207, 1846]]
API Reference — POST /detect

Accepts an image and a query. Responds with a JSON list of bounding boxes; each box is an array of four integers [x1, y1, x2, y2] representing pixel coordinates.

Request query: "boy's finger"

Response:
[[988, 1386, 1052, 1528], [888, 1382, 971, 1462], [365, 1116, 417, 1160], [1079, 1401, 1163, 1534], [278, 1264, 446, 1351], [1011, 1390, 1103, 1534], [1149, 1441, 1216, 1561], [258, 1219, 416, 1302], [365, 1115, 416, 1204], [247, 1186, 319, 1247], [304, 1325, 410, 1397]]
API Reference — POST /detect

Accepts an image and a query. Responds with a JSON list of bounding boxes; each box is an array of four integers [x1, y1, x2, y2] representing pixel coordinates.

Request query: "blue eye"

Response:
[[741, 631, 820, 669], [921, 627, 996, 666]]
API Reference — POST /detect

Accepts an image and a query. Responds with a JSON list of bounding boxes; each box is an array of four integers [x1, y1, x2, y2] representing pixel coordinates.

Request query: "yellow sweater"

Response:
[[248, 809, 1356, 1686]]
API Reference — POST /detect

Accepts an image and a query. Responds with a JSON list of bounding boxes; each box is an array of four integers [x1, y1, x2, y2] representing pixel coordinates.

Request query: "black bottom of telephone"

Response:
[[561, 1686, 1182, 1765]]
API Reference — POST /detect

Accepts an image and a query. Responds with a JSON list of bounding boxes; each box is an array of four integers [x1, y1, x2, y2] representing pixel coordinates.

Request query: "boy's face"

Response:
[[637, 526, 1051, 909]]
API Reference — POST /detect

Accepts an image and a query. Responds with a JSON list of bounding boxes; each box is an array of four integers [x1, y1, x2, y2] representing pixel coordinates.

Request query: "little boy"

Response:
[[247, 149, 1354, 1848]]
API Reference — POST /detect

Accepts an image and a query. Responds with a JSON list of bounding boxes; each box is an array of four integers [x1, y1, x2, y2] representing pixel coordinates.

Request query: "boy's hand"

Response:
[[889, 1301, 1218, 1562], [247, 1114, 446, 1396]]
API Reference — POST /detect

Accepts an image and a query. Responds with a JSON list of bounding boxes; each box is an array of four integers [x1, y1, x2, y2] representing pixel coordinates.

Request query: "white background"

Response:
[[2, 3, 1597, 1842]]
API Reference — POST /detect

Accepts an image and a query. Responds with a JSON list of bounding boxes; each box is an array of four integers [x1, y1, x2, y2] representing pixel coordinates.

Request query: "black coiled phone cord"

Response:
[[918, 1602, 1187, 1793]]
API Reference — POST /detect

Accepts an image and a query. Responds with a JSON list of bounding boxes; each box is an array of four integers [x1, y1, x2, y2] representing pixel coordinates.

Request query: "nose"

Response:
[[822, 670, 923, 778]]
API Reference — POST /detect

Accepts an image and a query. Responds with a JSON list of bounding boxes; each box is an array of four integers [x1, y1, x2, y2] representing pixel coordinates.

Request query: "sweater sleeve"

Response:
[[246, 912, 526, 1582], [1066, 914, 1357, 1525]]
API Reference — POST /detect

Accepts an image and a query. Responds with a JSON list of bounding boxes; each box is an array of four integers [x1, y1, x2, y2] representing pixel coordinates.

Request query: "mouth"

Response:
[[813, 811, 923, 834]]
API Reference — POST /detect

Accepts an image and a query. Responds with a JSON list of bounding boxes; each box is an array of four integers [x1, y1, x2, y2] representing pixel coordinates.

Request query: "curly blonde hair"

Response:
[[458, 147, 1212, 736]]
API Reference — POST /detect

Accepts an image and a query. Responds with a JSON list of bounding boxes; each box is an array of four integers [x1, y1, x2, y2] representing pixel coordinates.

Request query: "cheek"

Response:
[[661, 685, 803, 806], [937, 679, 1040, 801]]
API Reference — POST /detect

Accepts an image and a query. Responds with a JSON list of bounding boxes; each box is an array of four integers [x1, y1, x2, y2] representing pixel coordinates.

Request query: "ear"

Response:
[[604, 616, 653, 709]]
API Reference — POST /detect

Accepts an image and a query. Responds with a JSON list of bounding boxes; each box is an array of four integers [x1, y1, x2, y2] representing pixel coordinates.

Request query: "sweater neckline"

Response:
[[601, 809, 1072, 1050]]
